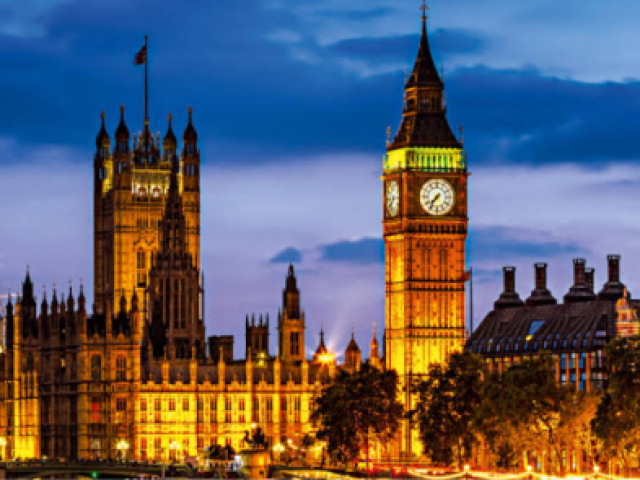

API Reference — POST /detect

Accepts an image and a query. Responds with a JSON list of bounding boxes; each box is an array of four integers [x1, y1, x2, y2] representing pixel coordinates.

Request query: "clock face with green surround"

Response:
[[420, 179, 455, 215], [386, 180, 399, 217]]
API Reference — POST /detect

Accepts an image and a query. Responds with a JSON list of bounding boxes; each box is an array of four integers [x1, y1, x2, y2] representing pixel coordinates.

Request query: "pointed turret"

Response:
[[283, 262, 300, 320], [51, 286, 58, 314], [407, 4, 442, 89], [67, 284, 75, 312], [115, 105, 130, 154], [78, 282, 86, 312], [163, 113, 177, 154], [41, 288, 48, 316], [388, 4, 461, 151], [96, 111, 110, 151], [183, 106, 198, 152], [344, 329, 362, 373], [315, 328, 328, 358], [370, 324, 381, 362]]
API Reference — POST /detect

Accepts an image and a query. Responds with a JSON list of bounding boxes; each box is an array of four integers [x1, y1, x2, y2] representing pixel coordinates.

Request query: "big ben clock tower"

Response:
[[383, 4, 468, 457]]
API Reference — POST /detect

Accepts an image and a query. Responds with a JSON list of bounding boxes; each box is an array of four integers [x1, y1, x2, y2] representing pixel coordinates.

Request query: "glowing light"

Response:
[[595, 466, 600, 473], [527, 466, 532, 473], [465, 465, 470, 472], [319, 352, 335, 364]]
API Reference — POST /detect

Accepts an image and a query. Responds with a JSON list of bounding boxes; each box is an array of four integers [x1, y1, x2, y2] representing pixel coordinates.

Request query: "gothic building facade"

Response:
[[0, 107, 382, 461]]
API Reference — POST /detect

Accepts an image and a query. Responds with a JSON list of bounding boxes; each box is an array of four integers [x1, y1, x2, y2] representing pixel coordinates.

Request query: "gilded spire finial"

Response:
[[459, 124, 464, 144], [421, 0, 428, 23], [386, 126, 391, 146]]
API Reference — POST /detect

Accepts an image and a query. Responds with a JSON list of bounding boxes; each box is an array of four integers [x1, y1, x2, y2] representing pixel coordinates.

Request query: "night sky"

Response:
[[1, 0, 640, 359]]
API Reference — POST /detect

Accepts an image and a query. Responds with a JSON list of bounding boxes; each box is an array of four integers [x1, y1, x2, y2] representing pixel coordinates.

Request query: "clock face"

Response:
[[386, 180, 399, 217], [420, 179, 455, 215]]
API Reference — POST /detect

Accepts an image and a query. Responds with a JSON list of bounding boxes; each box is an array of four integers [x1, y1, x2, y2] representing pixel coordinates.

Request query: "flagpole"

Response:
[[144, 35, 149, 123]]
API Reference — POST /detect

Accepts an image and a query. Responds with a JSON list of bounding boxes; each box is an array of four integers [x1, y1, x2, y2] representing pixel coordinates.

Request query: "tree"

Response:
[[311, 361, 404, 468], [479, 354, 597, 475], [413, 351, 486, 467], [593, 335, 640, 475]]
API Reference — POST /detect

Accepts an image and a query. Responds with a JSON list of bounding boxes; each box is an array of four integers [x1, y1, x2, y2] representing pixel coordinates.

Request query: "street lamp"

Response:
[[464, 464, 470, 480], [0, 437, 6, 462], [116, 439, 129, 461], [594, 465, 600, 478], [527, 464, 532, 480], [273, 443, 285, 463], [169, 440, 181, 463]]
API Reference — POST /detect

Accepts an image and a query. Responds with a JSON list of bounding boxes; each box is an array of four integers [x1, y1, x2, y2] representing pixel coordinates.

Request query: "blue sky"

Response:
[[1, 0, 640, 358]]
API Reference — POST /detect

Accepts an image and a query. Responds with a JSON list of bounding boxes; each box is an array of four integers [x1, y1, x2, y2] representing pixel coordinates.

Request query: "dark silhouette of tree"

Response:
[[413, 351, 486, 467], [311, 361, 403, 468], [593, 335, 640, 475]]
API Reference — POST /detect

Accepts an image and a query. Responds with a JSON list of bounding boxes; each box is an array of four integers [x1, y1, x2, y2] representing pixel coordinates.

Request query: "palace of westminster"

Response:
[[1, 6, 637, 468]]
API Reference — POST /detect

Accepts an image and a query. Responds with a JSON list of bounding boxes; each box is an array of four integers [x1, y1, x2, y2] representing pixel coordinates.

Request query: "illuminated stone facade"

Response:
[[0, 107, 369, 462], [383, 11, 468, 457]]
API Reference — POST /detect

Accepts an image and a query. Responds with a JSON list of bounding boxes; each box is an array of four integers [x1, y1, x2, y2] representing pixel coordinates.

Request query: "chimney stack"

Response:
[[494, 266, 524, 310], [585, 267, 595, 293], [526, 263, 557, 306], [564, 258, 596, 304], [598, 254, 627, 301]]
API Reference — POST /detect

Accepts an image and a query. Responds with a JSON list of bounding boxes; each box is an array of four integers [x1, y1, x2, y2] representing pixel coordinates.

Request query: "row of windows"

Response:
[[90, 355, 128, 381], [474, 331, 607, 353]]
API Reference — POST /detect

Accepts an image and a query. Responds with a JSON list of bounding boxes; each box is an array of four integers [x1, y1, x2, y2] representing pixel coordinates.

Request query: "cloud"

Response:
[[318, 238, 384, 265], [269, 247, 303, 264], [468, 225, 585, 263], [329, 29, 484, 62]]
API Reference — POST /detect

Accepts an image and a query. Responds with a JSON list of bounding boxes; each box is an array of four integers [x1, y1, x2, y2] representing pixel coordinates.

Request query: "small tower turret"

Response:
[[344, 329, 362, 373]]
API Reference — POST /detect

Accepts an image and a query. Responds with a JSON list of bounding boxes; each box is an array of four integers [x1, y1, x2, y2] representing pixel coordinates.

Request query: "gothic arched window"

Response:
[[91, 355, 101, 381], [116, 356, 126, 381]]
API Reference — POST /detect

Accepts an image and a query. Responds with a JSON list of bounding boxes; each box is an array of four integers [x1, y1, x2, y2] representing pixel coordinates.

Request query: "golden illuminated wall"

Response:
[[131, 359, 317, 461], [95, 163, 200, 316], [383, 162, 468, 457]]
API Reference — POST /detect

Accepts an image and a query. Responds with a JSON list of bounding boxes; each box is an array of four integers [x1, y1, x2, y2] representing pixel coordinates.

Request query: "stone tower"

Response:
[[277, 264, 306, 363], [382, 5, 468, 457], [93, 107, 200, 317]]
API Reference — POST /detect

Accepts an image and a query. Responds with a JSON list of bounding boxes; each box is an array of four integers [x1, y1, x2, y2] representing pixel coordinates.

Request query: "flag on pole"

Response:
[[134, 44, 147, 65], [463, 269, 472, 282]]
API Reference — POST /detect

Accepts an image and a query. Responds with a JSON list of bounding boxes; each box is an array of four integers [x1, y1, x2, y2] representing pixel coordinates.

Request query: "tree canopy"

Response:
[[310, 361, 404, 465]]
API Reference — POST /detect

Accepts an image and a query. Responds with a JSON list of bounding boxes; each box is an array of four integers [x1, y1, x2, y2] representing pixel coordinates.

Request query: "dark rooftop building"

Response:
[[467, 255, 638, 391]]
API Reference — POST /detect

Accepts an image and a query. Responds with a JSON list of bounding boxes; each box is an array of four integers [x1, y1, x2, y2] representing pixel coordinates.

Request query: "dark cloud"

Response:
[[330, 29, 484, 60], [468, 225, 585, 264], [1, 0, 639, 170], [318, 238, 384, 265], [269, 247, 303, 264], [447, 67, 640, 165]]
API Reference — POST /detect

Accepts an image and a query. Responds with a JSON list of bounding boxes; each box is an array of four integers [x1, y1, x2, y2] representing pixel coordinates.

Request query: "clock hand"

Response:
[[430, 193, 441, 209]]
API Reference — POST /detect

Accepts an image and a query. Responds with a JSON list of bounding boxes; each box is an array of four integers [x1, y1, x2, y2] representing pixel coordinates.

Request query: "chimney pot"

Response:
[[608, 254, 621, 283], [585, 267, 595, 293], [573, 258, 586, 286], [535, 263, 548, 290], [504, 266, 516, 293]]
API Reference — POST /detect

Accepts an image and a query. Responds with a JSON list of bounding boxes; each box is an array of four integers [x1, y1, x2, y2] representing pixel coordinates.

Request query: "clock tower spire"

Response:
[[383, 2, 468, 458]]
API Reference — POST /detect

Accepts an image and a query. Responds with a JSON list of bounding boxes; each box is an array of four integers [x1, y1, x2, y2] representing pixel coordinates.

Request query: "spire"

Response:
[[163, 113, 177, 152], [96, 111, 110, 149], [115, 105, 130, 141], [346, 328, 360, 353], [41, 286, 48, 313], [315, 327, 328, 356], [183, 106, 198, 145], [78, 279, 86, 312], [406, 0, 442, 89], [388, 2, 461, 151]]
